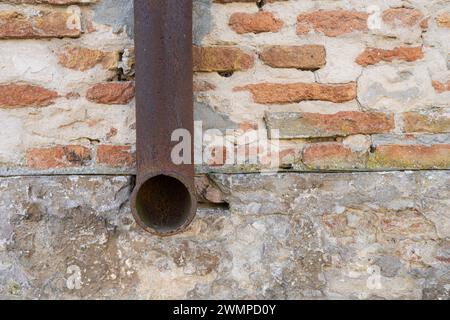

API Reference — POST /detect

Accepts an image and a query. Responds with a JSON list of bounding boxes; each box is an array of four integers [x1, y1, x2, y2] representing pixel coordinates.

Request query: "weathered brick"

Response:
[[432, 80, 450, 93], [27, 145, 91, 169], [356, 47, 423, 66], [296, 8, 425, 38], [97, 145, 135, 168], [86, 82, 135, 105], [265, 111, 394, 138], [403, 111, 450, 133], [0, 84, 57, 108], [235, 82, 357, 104], [436, 13, 450, 28], [369, 144, 450, 169], [4, 1, 96, 3], [214, 0, 285, 3], [58, 46, 119, 71], [0, 10, 81, 39], [297, 11, 368, 37], [303, 142, 367, 170], [193, 46, 254, 72], [260, 45, 326, 70], [229, 12, 283, 34], [382, 8, 425, 28]]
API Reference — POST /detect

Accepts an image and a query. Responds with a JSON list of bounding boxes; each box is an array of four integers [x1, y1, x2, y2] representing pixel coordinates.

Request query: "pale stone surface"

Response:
[[357, 64, 437, 112], [0, 172, 448, 299]]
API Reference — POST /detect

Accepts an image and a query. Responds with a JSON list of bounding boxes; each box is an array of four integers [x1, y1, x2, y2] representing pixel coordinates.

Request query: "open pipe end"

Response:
[[131, 173, 197, 236]]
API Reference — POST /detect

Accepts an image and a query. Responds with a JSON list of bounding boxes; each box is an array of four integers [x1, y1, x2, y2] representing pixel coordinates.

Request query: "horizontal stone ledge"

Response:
[[1, 171, 449, 217], [2, 165, 450, 178]]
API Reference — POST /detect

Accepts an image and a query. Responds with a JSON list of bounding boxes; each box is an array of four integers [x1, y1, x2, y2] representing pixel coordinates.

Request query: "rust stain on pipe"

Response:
[[131, 0, 197, 236]]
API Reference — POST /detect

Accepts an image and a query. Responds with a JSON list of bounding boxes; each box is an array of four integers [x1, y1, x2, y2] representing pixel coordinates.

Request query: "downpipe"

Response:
[[131, 0, 197, 236]]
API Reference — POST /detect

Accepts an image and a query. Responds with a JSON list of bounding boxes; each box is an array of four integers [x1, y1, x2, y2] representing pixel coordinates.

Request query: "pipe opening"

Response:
[[133, 174, 194, 235]]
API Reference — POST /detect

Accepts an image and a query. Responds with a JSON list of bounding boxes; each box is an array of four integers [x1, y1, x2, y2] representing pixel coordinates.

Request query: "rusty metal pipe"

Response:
[[131, 0, 197, 236]]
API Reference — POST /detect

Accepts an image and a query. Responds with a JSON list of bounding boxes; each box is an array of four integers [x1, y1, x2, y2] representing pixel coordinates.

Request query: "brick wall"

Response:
[[0, 0, 448, 175], [0, 0, 135, 175], [0, 0, 449, 299], [194, 0, 450, 173]]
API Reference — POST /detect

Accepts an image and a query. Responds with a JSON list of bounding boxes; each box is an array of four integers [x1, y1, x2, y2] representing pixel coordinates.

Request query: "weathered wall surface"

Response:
[[0, 0, 449, 299], [0, 172, 449, 299]]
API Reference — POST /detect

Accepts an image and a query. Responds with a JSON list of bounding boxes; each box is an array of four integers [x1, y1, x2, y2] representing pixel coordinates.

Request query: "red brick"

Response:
[[356, 47, 423, 66], [0, 84, 57, 108], [0, 10, 81, 39], [432, 80, 450, 93], [86, 82, 135, 105], [58, 46, 119, 71], [6, 1, 96, 3], [303, 142, 367, 170], [260, 45, 326, 70], [229, 12, 283, 34], [97, 145, 135, 168], [382, 8, 425, 28], [297, 10, 368, 37], [27, 145, 91, 169], [193, 46, 254, 72]]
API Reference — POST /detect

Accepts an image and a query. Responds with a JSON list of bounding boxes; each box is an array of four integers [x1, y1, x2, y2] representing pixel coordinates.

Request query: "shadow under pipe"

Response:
[[131, 0, 197, 236]]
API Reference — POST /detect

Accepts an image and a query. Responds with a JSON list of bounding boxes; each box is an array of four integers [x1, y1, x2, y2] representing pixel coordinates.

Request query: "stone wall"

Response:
[[0, 0, 449, 299], [1, 172, 449, 299]]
